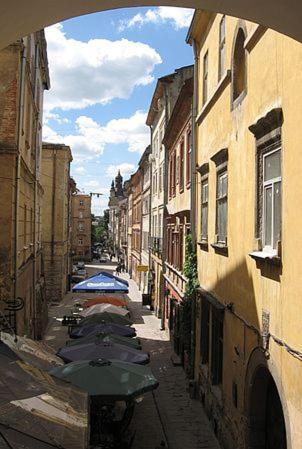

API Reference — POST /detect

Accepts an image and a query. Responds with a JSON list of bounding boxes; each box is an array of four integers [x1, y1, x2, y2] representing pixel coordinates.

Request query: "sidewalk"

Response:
[[123, 274, 221, 449], [44, 263, 220, 449]]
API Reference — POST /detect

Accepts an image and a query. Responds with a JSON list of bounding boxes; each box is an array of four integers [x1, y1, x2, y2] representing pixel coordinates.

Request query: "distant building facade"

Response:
[[0, 32, 49, 338], [108, 171, 127, 255], [129, 169, 142, 286], [146, 65, 194, 316], [41, 143, 73, 303], [163, 76, 193, 359], [71, 194, 91, 262], [139, 146, 151, 294]]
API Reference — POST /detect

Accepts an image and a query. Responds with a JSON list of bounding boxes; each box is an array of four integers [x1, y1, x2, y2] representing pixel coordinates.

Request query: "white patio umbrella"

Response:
[[80, 303, 130, 318]]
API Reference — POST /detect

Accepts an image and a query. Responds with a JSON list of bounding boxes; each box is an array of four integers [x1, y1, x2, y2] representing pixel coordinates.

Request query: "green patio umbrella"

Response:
[[79, 312, 133, 327], [66, 333, 142, 350], [50, 359, 159, 400]]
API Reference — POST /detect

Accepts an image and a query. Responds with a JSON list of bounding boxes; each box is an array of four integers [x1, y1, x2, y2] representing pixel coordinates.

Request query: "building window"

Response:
[[78, 238, 83, 245], [203, 51, 209, 105], [79, 212, 83, 219], [211, 148, 228, 247], [200, 300, 210, 364], [79, 200, 84, 206], [262, 149, 281, 251], [201, 179, 209, 241], [159, 165, 163, 193], [216, 170, 228, 244], [232, 27, 246, 103], [186, 129, 192, 186], [218, 16, 226, 80], [249, 108, 283, 256], [211, 311, 224, 385], [173, 151, 177, 196], [179, 141, 184, 191], [79, 223, 84, 232]]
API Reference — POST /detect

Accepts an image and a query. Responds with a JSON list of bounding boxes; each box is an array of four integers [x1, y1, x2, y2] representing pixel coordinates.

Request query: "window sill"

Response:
[[211, 243, 228, 256], [249, 251, 281, 266], [197, 241, 209, 251], [231, 89, 247, 110]]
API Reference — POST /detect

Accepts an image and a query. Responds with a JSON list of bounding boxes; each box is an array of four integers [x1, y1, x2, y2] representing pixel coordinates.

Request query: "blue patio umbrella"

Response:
[[57, 341, 149, 365], [72, 272, 129, 293], [69, 322, 136, 339]]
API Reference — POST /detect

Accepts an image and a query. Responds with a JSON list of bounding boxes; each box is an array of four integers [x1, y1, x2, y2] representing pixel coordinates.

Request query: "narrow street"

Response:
[[44, 261, 220, 449]]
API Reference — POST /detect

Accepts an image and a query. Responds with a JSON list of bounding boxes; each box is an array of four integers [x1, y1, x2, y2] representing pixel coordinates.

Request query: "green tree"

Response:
[[180, 233, 199, 378]]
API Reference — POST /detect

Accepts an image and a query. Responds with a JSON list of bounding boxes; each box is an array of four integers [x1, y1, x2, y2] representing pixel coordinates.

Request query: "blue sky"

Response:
[[43, 7, 194, 214]]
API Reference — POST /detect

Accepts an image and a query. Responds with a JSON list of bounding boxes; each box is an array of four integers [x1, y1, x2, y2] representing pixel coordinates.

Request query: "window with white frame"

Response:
[[218, 16, 226, 80], [159, 165, 163, 193], [216, 170, 228, 244], [79, 200, 84, 206], [262, 148, 281, 252], [249, 107, 283, 257], [78, 222, 84, 231], [158, 210, 163, 238], [79, 211, 83, 219], [201, 179, 209, 241], [78, 238, 83, 245]]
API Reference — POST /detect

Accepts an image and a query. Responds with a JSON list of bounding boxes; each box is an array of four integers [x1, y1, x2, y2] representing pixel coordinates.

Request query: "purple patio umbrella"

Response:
[[57, 341, 149, 365], [69, 322, 136, 339]]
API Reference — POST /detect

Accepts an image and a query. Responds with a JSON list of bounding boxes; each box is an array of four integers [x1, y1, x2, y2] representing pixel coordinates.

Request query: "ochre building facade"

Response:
[[188, 10, 302, 449], [41, 143, 73, 303], [0, 32, 49, 338]]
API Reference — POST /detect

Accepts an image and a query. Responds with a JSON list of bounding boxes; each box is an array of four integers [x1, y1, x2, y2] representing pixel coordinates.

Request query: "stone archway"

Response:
[[245, 350, 288, 449], [1, 0, 302, 50]]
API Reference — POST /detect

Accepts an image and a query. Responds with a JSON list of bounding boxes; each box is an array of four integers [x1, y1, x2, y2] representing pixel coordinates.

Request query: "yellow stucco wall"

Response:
[[192, 12, 302, 449]]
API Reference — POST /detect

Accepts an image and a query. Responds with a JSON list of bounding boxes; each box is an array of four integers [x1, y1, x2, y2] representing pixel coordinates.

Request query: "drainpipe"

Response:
[[13, 40, 26, 334], [190, 39, 199, 379], [51, 150, 57, 263], [148, 126, 153, 300], [160, 82, 170, 330], [32, 38, 39, 339], [191, 39, 199, 246]]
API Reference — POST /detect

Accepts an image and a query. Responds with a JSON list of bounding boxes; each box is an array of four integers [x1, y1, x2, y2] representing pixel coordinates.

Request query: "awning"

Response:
[[72, 272, 129, 293], [0, 341, 89, 449]]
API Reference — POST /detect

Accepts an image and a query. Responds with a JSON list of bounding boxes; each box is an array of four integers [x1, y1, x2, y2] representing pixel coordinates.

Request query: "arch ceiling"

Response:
[[0, 0, 301, 50]]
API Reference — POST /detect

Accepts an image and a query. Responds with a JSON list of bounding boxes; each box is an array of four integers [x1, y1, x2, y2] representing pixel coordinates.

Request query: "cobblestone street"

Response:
[[44, 262, 220, 449]]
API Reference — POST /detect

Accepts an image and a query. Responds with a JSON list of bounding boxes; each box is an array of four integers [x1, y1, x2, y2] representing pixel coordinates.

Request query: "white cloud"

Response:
[[44, 23, 162, 112], [73, 166, 86, 175], [43, 111, 70, 124], [43, 110, 150, 162], [106, 163, 135, 179], [118, 7, 194, 31]]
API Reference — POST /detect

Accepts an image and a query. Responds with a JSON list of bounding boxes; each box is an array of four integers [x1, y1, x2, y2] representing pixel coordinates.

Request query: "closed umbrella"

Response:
[[80, 303, 130, 318], [83, 296, 128, 308], [79, 312, 132, 327], [50, 359, 159, 400], [70, 322, 136, 339], [66, 333, 142, 350], [57, 341, 149, 365]]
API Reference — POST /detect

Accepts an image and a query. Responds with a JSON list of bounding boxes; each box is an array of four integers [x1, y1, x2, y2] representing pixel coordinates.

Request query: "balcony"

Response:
[[150, 236, 163, 255]]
